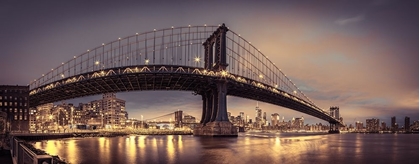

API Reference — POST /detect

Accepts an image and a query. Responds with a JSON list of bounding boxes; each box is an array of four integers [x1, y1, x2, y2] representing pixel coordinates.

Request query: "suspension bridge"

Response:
[[28, 24, 343, 136]]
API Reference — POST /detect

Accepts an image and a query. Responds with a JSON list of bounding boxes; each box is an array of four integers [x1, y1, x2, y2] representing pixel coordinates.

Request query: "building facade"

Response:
[[0, 85, 30, 132], [404, 116, 410, 132], [366, 118, 380, 132], [271, 113, 280, 126], [391, 116, 397, 132]]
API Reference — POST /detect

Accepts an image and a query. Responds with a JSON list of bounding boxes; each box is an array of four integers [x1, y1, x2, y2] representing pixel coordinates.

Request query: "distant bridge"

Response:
[[28, 24, 342, 136]]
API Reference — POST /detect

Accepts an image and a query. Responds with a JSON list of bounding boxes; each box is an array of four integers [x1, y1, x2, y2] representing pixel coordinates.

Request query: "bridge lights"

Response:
[[145, 59, 149, 64], [61, 74, 64, 78], [194, 57, 200, 62], [293, 90, 297, 94], [275, 84, 278, 88], [221, 71, 228, 76], [95, 61, 99, 65], [259, 74, 263, 79]]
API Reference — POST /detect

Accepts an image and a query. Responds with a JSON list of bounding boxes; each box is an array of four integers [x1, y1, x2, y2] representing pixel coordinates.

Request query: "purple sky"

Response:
[[0, 0, 418, 126]]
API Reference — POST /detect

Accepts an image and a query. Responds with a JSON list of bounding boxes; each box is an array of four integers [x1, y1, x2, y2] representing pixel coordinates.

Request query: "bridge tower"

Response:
[[194, 24, 237, 136]]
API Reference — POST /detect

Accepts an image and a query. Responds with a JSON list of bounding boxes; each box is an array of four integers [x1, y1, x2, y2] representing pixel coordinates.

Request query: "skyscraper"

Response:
[[175, 110, 183, 128], [255, 102, 262, 128], [391, 116, 396, 132], [404, 116, 410, 132]]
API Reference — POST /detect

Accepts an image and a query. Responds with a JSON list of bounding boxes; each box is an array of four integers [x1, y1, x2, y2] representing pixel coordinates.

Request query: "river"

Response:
[[32, 132, 418, 164]]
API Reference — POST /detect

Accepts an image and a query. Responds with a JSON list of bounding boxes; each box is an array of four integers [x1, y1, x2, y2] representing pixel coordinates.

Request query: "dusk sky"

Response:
[[0, 0, 418, 126]]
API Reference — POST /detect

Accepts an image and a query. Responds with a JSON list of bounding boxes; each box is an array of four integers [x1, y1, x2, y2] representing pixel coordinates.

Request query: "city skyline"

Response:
[[0, 1, 418, 126]]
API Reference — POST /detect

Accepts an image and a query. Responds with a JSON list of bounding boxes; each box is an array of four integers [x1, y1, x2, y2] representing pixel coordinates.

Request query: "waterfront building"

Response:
[[183, 114, 196, 123], [381, 121, 387, 131], [411, 121, 419, 132], [271, 113, 280, 126], [292, 116, 304, 130], [175, 110, 183, 128], [97, 93, 127, 129], [391, 116, 396, 132], [404, 116, 410, 132], [366, 118, 380, 132], [355, 121, 363, 131], [0, 85, 30, 132]]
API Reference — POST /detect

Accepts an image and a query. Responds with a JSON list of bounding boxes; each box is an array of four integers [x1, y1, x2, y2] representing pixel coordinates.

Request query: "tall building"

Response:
[[404, 116, 410, 132], [366, 118, 380, 132], [330, 106, 339, 119], [255, 103, 262, 128], [355, 121, 363, 131], [175, 110, 183, 128], [271, 113, 280, 126], [381, 121, 387, 131], [0, 85, 30, 132], [96, 93, 127, 129], [292, 116, 304, 130], [263, 112, 267, 125], [391, 116, 396, 132]]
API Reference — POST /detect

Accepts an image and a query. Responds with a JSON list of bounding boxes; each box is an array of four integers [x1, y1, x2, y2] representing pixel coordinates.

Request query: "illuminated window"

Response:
[[14, 102, 17, 106], [19, 115, 22, 120], [0, 96, 2, 100], [24, 116, 27, 120], [0, 102, 2, 107], [14, 115, 17, 120], [20, 109, 22, 113], [14, 108, 17, 112]]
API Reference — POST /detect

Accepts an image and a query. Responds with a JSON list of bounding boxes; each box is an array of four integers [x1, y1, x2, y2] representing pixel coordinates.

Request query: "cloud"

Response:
[[335, 15, 365, 26]]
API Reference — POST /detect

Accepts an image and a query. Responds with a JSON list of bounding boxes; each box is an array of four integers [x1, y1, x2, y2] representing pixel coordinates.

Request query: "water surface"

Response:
[[33, 132, 419, 164]]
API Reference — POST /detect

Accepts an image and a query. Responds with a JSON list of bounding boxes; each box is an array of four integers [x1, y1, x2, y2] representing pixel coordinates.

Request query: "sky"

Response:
[[0, 0, 418, 127]]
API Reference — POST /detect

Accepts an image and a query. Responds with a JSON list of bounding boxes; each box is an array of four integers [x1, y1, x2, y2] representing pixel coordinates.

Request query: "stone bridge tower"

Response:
[[194, 24, 237, 136]]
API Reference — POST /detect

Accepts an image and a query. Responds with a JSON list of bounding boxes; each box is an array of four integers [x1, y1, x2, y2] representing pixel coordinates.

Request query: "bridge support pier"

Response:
[[194, 81, 237, 137], [328, 123, 340, 133], [193, 24, 237, 137]]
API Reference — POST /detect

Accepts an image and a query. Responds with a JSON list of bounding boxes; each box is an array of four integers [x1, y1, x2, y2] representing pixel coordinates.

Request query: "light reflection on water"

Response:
[[32, 132, 418, 164]]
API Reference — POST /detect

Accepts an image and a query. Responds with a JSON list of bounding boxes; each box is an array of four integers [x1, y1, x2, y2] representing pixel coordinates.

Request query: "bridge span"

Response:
[[28, 24, 343, 136]]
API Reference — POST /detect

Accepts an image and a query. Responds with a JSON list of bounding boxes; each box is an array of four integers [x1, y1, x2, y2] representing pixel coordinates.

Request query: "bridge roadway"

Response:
[[28, 24, 343, 136], [29, 64, 340, 124]]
